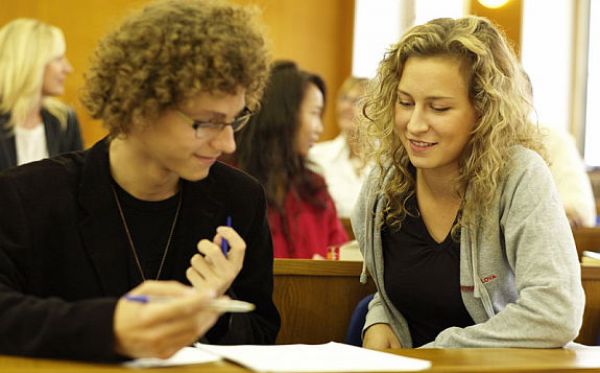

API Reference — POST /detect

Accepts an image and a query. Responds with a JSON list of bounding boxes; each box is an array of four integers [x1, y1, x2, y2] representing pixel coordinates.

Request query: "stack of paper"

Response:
[[124, 347, 220, 368], [125, 342, 431, 371], [195, 342, 431, 372]]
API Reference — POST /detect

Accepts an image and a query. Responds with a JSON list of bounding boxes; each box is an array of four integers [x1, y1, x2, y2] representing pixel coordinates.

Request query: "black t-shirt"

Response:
[[112, 182, 181, 287], [382, 194, 474, 347]]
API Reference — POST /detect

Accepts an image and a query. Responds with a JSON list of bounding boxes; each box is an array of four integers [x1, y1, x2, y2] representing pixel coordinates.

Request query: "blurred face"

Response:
[[395, 55, 477, 177], [131, 89, 245, 181], [295, 82, 324, 157], [42, 55, 72, 96], [336, 86, 363, 134]]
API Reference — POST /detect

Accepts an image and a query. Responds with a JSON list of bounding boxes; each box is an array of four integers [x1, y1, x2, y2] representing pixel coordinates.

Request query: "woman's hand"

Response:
[[113, 281, 220, 359], [186, 226, 246, 296], [362, 323, 402, 350]]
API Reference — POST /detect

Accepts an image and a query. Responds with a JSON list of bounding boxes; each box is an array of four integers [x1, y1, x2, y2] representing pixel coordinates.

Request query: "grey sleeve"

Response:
[[362, 292, 389, 334], [424, 151, 584, 348]]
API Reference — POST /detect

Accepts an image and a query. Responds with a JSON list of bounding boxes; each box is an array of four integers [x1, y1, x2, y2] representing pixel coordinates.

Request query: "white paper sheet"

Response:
[[195, 342, 431, 372], [124, 346, 221, 368]]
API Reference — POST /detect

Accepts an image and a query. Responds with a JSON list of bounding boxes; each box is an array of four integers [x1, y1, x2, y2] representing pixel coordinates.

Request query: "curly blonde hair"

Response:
[[360, 16, 544, 231], [81, 0, 270, 137]]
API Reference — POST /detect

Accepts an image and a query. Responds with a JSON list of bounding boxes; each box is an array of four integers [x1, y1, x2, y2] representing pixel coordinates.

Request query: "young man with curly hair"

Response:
[[0, 0, 279, 362]]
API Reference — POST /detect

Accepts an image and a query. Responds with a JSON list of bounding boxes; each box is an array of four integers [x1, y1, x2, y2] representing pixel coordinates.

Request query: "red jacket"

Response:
[[268, 185, 349, 259]]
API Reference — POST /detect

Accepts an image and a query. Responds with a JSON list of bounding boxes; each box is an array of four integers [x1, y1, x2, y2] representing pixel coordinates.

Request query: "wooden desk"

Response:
[[272, 259, 600, 346], [573, 227, 600, 258], [340, 218, 355, 240], [3, 347, 600, 372], [0, 355, 245, 373], [273, 259, 375, 344], [578, 264, 600, 345], [397, 347, 600, 372]]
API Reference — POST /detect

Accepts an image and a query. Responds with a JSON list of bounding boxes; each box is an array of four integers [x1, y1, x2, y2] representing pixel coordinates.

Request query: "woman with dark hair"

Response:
[[235, 61, 348, 259]]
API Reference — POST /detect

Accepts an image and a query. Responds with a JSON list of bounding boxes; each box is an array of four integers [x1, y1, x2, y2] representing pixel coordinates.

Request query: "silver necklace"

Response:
[[111, 183, 183, 281]]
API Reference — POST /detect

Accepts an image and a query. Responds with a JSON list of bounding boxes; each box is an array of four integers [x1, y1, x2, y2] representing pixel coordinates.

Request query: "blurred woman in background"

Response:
[[309, 76, 370, 218], [0, 18, 82, 172], [235, 61, 348, 259]]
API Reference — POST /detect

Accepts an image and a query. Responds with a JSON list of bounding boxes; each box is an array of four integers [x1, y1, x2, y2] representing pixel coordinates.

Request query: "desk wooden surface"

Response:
[[273, 259, 376, 344], [3, 347, 600, 372], [273, 260, 600, 346], [579, 264, 600, 345], [573, 227, 600, 258], [399, 347, 600, 372]]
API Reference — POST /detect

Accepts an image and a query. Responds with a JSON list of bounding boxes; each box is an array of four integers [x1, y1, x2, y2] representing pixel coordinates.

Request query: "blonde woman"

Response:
[[309, 76, 370, 218], [353, 16, 584, 349], [0, 18, 82, 172]]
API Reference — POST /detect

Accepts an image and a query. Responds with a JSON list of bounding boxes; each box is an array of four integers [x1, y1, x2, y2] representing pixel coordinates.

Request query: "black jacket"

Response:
[[0, 108, 83, 172], [0, 139, 280, 361]]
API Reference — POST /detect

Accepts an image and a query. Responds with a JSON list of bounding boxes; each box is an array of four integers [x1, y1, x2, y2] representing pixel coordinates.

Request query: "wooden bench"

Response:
[[573, 227, 600, 258], [340, 218, 354, 240], [273, 259, 374, 344], [339, 223, 600, 258], [272, 259, 600, 346], [578, 264, 600, 345]]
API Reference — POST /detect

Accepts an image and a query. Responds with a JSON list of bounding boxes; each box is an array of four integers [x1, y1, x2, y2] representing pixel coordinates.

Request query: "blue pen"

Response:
[[221, 216, 232, 256], [124, 294, 255, 312], [124, 294, 166, 303]]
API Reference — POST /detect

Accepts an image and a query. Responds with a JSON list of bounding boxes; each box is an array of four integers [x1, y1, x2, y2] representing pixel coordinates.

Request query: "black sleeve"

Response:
[[205, 186, 280, 344], [64, 110, 84, 152], [0, 174, 120, 361]]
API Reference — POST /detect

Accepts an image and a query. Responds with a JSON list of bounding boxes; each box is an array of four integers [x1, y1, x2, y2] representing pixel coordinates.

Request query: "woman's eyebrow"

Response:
[[397, 89, 454, 101]]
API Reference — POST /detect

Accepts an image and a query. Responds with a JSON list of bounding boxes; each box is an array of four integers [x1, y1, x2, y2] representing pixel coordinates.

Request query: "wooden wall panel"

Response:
[[234, 0, 355, 141], [1, 0, 354, 147], [1, 0, 148, 147], [468, 0, 523, 57]]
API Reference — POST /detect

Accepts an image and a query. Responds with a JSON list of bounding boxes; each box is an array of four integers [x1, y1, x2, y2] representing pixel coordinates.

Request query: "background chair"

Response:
[[345, 293, 374, 346]]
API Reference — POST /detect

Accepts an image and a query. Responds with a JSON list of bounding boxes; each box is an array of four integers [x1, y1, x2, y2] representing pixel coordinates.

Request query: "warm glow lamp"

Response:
[[478, 0, 510, 9]]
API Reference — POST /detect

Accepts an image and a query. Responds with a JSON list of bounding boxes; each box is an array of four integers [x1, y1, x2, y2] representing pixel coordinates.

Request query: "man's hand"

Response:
[[186, 226, 246, 296], [113, 281, 220, 359]]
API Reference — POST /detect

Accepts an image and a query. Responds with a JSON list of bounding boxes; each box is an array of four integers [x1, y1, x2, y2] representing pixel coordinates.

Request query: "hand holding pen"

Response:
[[124, 294, 255, 312], [113, 281, 222, 359], [221, 215, 232, 256], [186, 216, 246, 296]]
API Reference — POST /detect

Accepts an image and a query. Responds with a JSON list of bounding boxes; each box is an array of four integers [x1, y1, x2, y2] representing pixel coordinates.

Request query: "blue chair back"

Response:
[[345, 294, 374, 346]]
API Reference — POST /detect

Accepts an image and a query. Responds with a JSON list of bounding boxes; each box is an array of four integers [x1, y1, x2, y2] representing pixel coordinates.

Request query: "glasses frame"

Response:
[[175, 107, 253, 139]]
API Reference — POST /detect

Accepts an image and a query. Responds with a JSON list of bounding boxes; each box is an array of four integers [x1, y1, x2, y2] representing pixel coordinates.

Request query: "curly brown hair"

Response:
[[81, 0, 270, 136], [360, 16, 544, 233]]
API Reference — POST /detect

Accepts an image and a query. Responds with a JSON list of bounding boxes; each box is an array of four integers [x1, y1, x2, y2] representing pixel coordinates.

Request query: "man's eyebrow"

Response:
[[190, 107, 248, 119], [185, 109, 226, 120]]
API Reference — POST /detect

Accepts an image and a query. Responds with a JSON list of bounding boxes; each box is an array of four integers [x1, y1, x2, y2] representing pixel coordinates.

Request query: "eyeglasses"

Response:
[[175, 107, 253, 139]]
